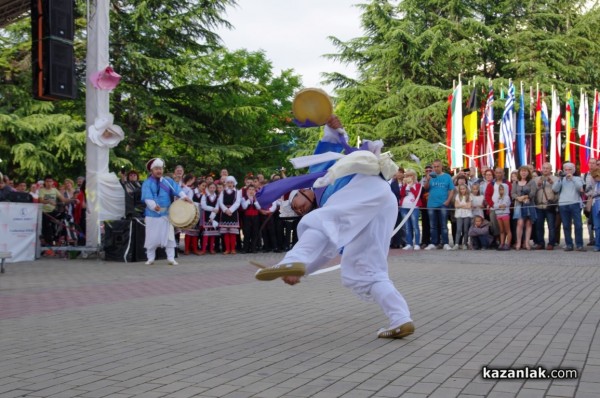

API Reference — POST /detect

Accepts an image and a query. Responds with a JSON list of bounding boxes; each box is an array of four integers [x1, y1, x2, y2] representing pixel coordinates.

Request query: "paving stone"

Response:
[[0, 249, 598, 398]]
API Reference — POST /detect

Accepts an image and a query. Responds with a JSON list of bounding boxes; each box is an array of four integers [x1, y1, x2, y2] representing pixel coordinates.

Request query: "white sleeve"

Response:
[[268, 201, 278, 212], [200, 195, 213, 211], [241, 198, 250, 210], [218, 193, 227, 211], [228, 191, 242, 212], [145, 199, 157, 209], [321, 124, 349, 144]]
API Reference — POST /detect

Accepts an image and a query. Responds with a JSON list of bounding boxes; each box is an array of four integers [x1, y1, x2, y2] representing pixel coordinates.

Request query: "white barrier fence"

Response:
[[0, 202, 42, 263]]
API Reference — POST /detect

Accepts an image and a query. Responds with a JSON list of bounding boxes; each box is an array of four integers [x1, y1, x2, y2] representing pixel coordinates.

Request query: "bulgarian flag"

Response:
[[450, 82, 463, 169], [550, 88, 562, 172], [565, 91, 577, 164], [535, 91, 543, 169], [578, 91, 589, 173], [446, 92, 453, 167], [463, 86, 479, 168]]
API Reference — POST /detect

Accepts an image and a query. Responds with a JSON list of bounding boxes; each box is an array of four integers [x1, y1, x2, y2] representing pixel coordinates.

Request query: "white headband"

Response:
[[151, 158, 164, 169]]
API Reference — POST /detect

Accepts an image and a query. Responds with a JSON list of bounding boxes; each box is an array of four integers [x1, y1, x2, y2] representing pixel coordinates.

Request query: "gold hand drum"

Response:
[[292, 88, 333, 126]]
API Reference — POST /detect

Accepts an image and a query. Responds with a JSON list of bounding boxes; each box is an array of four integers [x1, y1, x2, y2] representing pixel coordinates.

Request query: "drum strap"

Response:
[[152, 177, 177, 203]]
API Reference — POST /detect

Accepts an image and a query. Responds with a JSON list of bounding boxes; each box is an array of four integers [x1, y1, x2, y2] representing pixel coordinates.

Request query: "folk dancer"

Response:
[[253, 116, 414, 339], [141, 158, 192, 265]]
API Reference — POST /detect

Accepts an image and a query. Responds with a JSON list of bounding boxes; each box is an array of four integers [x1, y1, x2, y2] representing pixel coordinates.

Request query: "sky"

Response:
[[215, 0, 365, 94]]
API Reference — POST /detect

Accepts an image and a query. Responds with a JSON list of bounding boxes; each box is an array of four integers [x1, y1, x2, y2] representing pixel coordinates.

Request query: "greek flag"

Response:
[[500, 81, 516, 171]]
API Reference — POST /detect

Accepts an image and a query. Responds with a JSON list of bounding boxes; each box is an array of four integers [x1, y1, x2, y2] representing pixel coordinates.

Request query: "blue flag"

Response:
[[516, 85, 527, 167]]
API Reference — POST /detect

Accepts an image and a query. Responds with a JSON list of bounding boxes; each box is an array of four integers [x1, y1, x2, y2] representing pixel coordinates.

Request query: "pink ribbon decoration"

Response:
[[90, 66, 121, 90]]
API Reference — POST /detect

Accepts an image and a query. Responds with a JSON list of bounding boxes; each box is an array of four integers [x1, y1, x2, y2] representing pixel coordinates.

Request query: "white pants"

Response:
[[145, 216, 176, 261], [278, 174, 412, 328]]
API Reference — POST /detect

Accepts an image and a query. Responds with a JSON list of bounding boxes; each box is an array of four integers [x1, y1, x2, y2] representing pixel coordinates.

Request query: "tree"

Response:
[[0, 19, 86, 181], [321, 0, 600, 168], [1, 0, 303, 182], [106, 0, 304, 177]]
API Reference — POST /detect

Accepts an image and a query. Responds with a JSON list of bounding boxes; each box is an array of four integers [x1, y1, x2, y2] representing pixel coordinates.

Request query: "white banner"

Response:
[[0, 203, 42, 262]]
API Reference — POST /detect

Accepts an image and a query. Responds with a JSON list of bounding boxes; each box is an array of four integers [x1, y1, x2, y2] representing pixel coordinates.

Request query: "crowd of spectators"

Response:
[[391, 157, 600, 253], [1, 156, 599, 255]]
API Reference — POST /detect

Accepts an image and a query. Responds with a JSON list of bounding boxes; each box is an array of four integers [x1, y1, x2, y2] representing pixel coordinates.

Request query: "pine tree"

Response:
[[322, 0, 600, 169]]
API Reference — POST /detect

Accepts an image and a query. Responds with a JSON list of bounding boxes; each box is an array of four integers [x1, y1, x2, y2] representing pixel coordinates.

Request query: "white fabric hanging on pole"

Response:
[[86, 0, 125, 247]]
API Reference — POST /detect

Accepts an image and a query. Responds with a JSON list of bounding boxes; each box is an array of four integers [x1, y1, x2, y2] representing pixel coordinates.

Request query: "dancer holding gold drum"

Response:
[[141, 158, 193, 265], [254, 97, 414, 339]]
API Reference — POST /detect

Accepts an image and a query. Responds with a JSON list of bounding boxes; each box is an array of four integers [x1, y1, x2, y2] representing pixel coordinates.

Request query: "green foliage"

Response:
[[1, 0, 303, 182], [322, 0, 600, 167]]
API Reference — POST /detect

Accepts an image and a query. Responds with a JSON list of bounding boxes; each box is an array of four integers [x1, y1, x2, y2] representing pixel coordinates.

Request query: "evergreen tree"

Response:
[[323, 0, 600, 169], [1, 0, 302, 181]]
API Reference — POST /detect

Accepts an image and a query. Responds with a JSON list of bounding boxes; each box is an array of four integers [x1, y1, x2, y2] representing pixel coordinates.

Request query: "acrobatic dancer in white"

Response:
[[254, 116, 414, 339]]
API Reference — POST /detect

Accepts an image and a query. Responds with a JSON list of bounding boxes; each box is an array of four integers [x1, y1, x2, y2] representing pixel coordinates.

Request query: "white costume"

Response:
[[141, 158, 187, 263], [274, 126, 412, 331]]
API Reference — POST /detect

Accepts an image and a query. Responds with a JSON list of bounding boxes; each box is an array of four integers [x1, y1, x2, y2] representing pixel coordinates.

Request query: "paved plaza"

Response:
[[1, 247, 599, 398]]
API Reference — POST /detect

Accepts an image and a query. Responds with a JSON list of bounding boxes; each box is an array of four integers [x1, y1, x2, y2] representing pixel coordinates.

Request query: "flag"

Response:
[[463, 86, 478, 168], [541, 98, 550, 166], [593, 91, 599, 158], [499, 81, 516, 171], [446, 92, 453, 167], [578, 91, 589, 173], [516, 84, 527, 167], [483, 84, 494, 168], [450, 82, 463, 169], [565, 91, 577, 164], [550, 89, 562, 172], [530, 86, 534, 120], [535, 91, 543, 169]]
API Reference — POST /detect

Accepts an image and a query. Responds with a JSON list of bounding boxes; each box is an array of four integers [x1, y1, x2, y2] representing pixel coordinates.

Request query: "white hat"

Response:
[[225, 176, 237, 185], [279, 190, 300, 218], [146, 158, 165, 171]]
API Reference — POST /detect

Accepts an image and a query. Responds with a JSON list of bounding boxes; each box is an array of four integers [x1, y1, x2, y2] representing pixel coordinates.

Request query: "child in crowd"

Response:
[[468, 215, 492, 250], [493, 184, 512, 250], [241, 184, 261, 253], [454, 183, 473, 249], [214, 181, 225, 252], [200, 182, 220, 254], [218, 176, 241, 254], [181, 174, 201, 255], [471, 183, 485, 219], [400, 169, 422, 250]]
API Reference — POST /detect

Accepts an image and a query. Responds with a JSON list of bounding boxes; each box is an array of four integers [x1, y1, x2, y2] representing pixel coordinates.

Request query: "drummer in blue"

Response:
[[141, 158, 192, 265]]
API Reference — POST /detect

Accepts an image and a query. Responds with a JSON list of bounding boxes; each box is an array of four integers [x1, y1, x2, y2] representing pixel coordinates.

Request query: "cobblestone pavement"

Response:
[[1, 247, 599, 398]]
